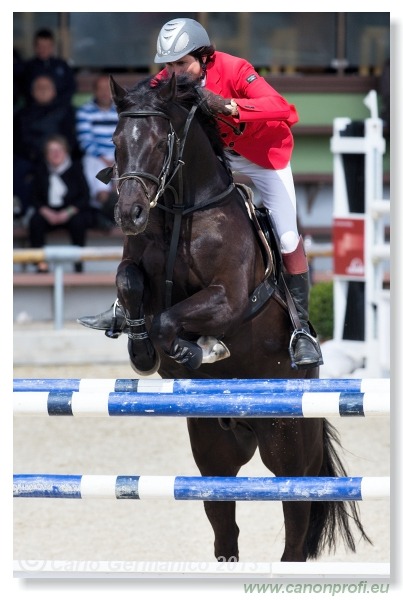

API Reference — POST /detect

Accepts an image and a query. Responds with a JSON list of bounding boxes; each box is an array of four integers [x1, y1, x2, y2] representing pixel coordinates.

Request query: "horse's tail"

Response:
[[306, 419, 372, 559]]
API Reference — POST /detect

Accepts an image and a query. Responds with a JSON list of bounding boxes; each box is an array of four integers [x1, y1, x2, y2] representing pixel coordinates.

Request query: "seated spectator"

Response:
[[21, 27, 76, 109], [28, 135, 91, 273], [76, 74, 118, 230], [14, 74, 79, 216]]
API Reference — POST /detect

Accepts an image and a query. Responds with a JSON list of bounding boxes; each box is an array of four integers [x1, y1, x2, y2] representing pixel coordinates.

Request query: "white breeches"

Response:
[[226, 153, 300, 253]]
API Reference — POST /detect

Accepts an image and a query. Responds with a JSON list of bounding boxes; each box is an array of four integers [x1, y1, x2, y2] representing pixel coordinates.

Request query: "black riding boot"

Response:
[[77, 299, 127, 338], [285, 272, 323, 369]]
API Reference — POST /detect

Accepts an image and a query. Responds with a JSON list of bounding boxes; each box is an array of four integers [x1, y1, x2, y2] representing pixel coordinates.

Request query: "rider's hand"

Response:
[[200, 89, 236, 116]]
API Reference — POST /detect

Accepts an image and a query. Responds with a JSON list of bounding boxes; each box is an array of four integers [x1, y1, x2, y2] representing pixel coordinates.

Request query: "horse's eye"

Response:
[[157, 140, 167, 152]]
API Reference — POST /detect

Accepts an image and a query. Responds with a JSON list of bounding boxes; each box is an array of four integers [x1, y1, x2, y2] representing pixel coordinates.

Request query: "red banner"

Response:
[[332, 218, 365, 278]]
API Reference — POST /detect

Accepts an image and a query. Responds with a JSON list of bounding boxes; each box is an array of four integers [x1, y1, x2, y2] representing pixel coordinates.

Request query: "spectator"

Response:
[[14, 74, 79, 216], [76, 74, 119, 229], [28, 134, 91, 273], [21, 27, 76, 109]]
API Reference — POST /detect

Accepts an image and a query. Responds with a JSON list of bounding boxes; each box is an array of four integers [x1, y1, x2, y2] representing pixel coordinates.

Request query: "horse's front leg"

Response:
[[115, 260, 160, 375], [149, 284, 237, 369]]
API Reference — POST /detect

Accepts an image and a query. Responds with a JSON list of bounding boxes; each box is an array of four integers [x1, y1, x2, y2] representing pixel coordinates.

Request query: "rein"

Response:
[[116, 102, 235, 308]]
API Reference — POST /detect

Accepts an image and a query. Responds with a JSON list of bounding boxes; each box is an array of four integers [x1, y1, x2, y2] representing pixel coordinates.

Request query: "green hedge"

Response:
[[309, 281, 333, 341]]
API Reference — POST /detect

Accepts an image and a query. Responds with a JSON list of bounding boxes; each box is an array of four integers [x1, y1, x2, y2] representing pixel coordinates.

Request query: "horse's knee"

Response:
[[149, 313, 171, 348], [149, 311, 182, 344], [116, 263, 144, 302]]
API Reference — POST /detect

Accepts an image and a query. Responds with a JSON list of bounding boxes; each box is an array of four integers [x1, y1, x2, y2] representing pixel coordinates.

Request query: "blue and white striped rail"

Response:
[[13, 475, 390, 501], [13, 389, 390, 418], [13, 377, 390, 394]]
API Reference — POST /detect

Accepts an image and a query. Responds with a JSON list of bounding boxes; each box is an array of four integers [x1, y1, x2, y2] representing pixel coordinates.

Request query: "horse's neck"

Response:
[[180, 137, 231, 205]]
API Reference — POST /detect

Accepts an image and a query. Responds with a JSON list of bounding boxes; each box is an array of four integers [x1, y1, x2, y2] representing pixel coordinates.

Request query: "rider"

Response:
[[78, 17, 323, 369]]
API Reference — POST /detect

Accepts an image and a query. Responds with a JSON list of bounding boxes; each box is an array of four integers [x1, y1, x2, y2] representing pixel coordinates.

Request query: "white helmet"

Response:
[[154, 18, 210, 63]]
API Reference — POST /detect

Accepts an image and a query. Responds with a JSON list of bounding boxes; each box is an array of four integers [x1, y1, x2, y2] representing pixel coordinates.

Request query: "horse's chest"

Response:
[[141, 236, 206, 300]]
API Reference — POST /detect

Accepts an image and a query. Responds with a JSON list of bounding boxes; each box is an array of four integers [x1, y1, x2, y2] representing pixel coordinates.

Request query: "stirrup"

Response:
[[288, 329, 324, 370], [77, 299, 127, 338], [105, 300, 127, 338]]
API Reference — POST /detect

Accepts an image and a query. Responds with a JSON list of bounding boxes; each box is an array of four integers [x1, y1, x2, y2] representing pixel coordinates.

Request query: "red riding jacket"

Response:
[[158, 51, 299, 170]]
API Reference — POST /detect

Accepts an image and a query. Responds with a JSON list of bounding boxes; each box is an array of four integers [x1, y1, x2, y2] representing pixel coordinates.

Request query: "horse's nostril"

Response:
[[133, 205, 142, 220]]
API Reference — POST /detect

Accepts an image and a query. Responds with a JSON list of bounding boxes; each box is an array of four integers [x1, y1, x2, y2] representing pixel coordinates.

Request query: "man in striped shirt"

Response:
[[76, 74, 118, 225]]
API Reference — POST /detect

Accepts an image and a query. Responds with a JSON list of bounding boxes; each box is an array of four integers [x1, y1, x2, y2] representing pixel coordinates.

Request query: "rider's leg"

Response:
[[77, 298, 127, 338], [281, 234, 323, 368], [227, 154, 323, 369]]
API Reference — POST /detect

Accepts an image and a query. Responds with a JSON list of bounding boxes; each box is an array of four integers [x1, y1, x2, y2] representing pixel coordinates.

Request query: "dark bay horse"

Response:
[[107, 73, 369, 561]]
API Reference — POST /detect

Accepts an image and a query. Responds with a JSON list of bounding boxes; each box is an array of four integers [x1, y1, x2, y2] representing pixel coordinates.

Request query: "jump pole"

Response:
[[13, 389, 390, 418], [13, 475, 390, 501], [13, 377, 390, 393], [13, 376, 391, 578]]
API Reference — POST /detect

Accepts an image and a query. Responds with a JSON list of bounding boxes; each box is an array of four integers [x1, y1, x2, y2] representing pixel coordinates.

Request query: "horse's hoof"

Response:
[[128, 339, 160, 376], [198, 336, 230, 363], [170, 338, 203, 369], [130, 354, 160, 376]]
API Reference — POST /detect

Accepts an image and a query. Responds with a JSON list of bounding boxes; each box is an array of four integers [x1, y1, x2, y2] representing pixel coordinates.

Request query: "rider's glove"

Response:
[[200, 89, 237, 116]]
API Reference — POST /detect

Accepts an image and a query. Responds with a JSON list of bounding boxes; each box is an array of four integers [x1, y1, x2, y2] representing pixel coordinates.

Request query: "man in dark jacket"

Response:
[[21, 28, 76, 109]]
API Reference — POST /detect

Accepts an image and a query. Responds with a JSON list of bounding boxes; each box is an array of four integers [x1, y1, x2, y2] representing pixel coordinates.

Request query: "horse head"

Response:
[[109, 74, 230, 235], [110, 74, 178, 235]]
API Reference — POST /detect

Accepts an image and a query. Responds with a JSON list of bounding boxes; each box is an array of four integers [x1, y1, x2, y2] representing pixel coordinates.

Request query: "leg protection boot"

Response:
[[282, 238, 323, 369], [77, 298, 128, 338]]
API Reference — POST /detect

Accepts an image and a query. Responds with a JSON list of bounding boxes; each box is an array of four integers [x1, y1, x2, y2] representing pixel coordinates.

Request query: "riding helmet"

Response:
[[154, 18, 210, 63]]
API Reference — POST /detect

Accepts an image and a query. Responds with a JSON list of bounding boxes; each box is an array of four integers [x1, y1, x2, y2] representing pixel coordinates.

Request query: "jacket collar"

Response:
[[204, 53, 221, 88]]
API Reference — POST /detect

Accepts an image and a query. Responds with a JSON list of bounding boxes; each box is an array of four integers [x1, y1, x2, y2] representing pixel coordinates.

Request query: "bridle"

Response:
[[112, 102, 235, 308], [113, 104, 235, 212], [112, 109, 181, 208]]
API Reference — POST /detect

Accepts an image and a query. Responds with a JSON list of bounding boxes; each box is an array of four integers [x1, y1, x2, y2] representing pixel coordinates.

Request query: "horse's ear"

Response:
[[159, 73, 177, 102], [110, 75, 127, 103]]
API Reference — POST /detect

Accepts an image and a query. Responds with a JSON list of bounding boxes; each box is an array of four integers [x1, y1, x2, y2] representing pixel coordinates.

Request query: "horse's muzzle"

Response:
[[114, 202, 149, 235]]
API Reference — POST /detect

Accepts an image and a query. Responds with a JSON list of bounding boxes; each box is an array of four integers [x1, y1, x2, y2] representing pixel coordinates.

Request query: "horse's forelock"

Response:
[[124, 75, 200, 110], [115, 77, 158, 112]]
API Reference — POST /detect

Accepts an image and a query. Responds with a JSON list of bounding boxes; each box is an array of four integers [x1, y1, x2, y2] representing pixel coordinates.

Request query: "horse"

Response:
[[105, 73, 370, 562]]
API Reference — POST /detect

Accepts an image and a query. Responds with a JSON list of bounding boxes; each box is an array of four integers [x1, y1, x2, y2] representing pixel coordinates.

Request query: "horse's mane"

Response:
[[117, 75, 230, 169]]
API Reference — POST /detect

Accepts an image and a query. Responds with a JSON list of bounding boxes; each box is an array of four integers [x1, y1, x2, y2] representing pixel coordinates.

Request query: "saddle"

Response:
[[235, 183, 300, 328], [236, 183, 279, 280]]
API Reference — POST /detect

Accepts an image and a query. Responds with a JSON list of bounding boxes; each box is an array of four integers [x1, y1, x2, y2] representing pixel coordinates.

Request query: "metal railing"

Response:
[[14, 243, 333, 330], [14, 246, 122, 330]]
